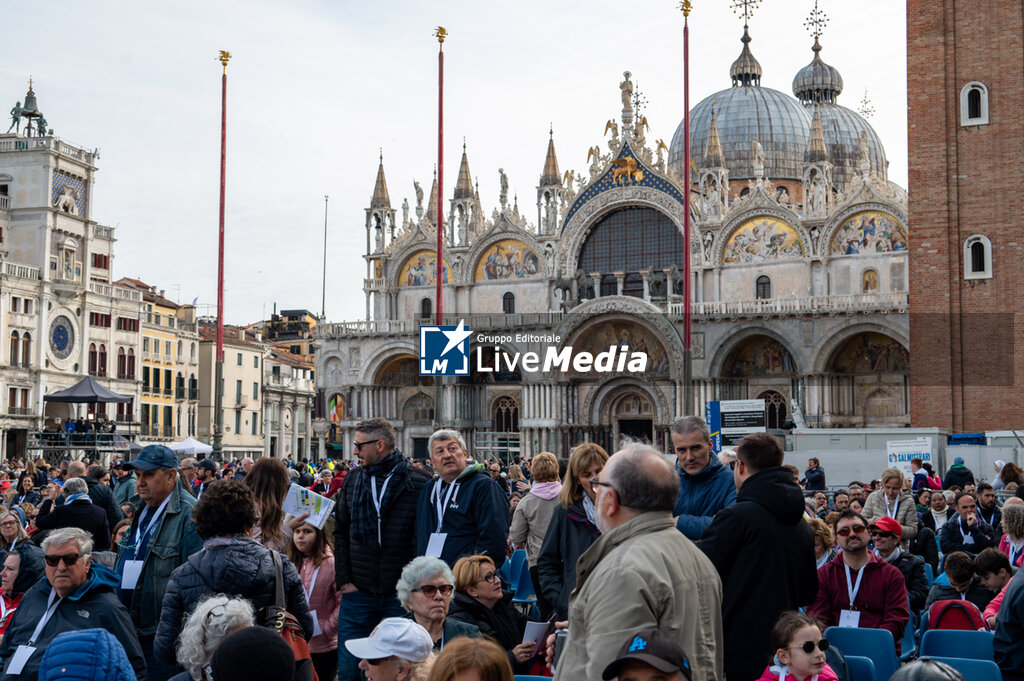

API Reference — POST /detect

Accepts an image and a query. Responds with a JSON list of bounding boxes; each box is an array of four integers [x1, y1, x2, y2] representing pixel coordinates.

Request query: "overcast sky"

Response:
[[1, 0, 906, 325]]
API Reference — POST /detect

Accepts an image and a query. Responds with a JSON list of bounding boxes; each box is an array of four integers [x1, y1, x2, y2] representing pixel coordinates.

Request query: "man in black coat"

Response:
[[34, 477, 111, 551], [334, 418, 431, 681], [698, 433, 818, 681], [55, 461, 123, 529]]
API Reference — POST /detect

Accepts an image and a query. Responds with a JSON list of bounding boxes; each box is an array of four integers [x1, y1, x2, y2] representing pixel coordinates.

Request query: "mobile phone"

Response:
[[553, 630, 568, 668]]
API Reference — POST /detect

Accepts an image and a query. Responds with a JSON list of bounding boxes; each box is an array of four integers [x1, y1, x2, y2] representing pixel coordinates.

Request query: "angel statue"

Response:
[[604, 119, 620, 150], [414, 181, 424, 211], [498, 168, 509, 208]]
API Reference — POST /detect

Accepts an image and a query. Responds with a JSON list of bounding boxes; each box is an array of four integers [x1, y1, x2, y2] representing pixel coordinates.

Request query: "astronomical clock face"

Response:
[[49, 315, 74, 360]]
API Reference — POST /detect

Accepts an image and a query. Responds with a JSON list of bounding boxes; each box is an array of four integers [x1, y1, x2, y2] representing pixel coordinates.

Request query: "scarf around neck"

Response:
[[530, 481, 562, 500], [350, 450, 408, 545]]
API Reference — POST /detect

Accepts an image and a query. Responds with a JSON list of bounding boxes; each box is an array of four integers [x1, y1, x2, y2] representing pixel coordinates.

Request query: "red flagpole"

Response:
[[681, 3, 693, 415], [213, 50, 230, 457], [435, 27, 446, 326]]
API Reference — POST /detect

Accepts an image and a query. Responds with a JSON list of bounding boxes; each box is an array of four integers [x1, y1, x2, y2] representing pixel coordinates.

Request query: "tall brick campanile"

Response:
[[907, 2, 1024, 431]]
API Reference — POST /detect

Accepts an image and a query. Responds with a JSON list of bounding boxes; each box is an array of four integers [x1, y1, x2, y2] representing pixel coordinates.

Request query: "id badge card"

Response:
[[426, 533, 447, 558], [310, 609, 323, 637], [839, 609, 861, 628], [121, 560, 144, 590], [7, 645, 36, 675]]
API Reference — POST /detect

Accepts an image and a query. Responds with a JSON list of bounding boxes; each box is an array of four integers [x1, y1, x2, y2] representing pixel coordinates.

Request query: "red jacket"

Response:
[[806, 553, 909, 647]]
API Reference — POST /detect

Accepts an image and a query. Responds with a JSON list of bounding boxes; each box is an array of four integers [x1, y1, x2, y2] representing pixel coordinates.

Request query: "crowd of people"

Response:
[[0, 419, 1020, 680]]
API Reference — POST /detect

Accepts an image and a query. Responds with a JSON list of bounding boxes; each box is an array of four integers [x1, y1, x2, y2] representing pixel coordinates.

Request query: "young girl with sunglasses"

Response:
[[757, 611, 837, 681], [288, 521, 340, 681]]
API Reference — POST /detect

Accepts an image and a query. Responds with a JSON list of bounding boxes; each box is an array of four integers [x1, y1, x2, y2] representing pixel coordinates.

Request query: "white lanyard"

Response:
[[29, 591, 62, 646], [1010, 540, 1024, 565], [134, 494, 173, 547], [844, 562, 866, 609], [958, 516, 971, 542], [8, 539, 17, 552], [371, 473, 394, 544], [884, 496, 899, 519], [303, 565, 321, 603], [433, 480, 458, 532], [0, 594, 12, 624]]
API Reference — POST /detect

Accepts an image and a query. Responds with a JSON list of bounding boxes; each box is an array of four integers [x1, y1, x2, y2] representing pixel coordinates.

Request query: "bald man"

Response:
[[62, 459, 124, 527], [553, 444, 723, 681]]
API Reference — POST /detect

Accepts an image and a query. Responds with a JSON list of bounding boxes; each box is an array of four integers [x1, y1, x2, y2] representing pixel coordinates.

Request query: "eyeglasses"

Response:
[[366, 657, 395, 666], [44, 552, 83, 567], [870, 531, 897, 540], [791, 640, 830, 654], [412, 584, 454, 598], [836, 524, 868, 537], [588, 477, 614, 491], [354, 439, 381, 450], [477, 571, 498, 584], [0, 521, 18, 528]]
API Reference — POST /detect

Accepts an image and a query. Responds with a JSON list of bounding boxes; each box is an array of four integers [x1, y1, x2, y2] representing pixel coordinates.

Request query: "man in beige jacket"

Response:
[[552, 444, 723, 681]]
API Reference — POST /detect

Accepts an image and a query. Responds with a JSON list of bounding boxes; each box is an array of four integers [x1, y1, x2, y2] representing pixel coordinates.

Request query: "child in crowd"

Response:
[[287, 521, 340, 681], [757, 611, 837, 681]]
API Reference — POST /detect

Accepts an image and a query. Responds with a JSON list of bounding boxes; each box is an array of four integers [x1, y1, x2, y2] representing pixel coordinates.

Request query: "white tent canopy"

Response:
[[169, 436, 213, 456]]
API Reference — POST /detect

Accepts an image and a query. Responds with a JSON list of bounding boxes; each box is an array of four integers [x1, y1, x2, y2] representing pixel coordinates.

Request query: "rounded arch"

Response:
[[374, 353, 430, 387], [720, 335, 798, 377], [402, 391, 434, 424], [715, 206, 807, 266], [811, 322, 909, 374], [824, 331, 909, 375], [574, 206, 688, 278], [466, 232, 546, 282], [584, 376, 670, 427], [357, 339, 421, 384], [960, 81, 989, 126], [822, 204, 908, 260], [390, 249, 452, 288], [719, 214, 806, 266], [707, 326, 801, 378]]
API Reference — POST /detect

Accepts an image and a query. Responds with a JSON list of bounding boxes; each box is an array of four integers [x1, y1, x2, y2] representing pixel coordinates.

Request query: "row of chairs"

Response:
[[502, 549, 538, 607], [825, 627, 1001, 681]]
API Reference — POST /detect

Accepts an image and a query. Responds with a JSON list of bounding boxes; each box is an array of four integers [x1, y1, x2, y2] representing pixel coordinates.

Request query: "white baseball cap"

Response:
[[344, 618, 433, 663]]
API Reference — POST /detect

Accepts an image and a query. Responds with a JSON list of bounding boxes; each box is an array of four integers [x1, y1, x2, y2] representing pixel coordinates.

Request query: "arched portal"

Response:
[[824, 332, 909, 426]]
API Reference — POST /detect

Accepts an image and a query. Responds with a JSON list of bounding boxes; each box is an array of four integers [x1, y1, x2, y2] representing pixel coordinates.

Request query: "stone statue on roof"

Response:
[[498, 168, 509, 209], [414, 181, 424, 211], [620, 71, 634, 112], [35, 114, 47, 136], [7, 102, 23, 133]]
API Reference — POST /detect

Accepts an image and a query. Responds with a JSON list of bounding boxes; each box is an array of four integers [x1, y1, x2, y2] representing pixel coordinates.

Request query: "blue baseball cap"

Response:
[[126, 445, 178, 471]]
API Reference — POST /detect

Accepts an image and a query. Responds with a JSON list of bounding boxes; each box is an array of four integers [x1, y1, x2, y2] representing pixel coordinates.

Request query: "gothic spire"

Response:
[[804, 107, 829, 163], [454, 142, 474, 199], [427, 169, 439, 224], [703, 106, 725, 168], [540, 127, 561, 186], [370, 151, 391, 209]]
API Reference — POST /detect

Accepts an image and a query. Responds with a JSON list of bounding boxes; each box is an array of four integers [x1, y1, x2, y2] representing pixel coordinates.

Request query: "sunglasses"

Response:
[[870, 531, 897, 540], [412, 584, 454, 598], [791, 639, 830, 654], [836, 524, 867, 537], [44, 552, 83, 567], [366, 657, 395, 666]]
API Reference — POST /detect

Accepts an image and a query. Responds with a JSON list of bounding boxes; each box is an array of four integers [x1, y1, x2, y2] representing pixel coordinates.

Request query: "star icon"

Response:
[[440, 319, 472, 357]]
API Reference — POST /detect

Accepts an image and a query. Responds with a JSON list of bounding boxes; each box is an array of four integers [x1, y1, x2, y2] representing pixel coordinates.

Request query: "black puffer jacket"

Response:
[[154, 538, 314, 666], [697, 467, 819, 681], [535, 499, 600, 620], [448, 590, 530, 672], [333, 453, 432, 594]]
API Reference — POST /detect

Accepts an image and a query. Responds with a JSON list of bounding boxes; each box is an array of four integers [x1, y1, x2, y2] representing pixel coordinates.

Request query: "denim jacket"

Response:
[[116, 483, 202, 636]]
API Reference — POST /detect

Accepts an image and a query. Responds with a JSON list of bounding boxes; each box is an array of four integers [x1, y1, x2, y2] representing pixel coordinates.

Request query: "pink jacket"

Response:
[[298, 552, 341, 653], [756, 663, 839, 681], [998, 535, 1024, 567], [983, 581, 1009, 625]]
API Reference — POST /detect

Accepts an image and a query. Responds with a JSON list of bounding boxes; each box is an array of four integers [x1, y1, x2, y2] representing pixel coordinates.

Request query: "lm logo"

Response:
[[419, 319, 472, 376]]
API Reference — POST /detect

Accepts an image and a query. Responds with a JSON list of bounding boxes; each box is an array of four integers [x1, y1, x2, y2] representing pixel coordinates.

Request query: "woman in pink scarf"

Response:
[[508, 452, 562, 619]]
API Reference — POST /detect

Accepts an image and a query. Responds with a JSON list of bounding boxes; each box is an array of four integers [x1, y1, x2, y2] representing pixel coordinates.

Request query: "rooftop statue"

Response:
[[7, 101, 23, 133]]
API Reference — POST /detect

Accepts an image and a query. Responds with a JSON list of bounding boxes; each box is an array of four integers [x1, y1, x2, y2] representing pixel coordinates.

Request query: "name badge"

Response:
[[310, 609, 323, 637], [121, 560, 144, 590], [426, 533, 447, 558], [7, 645, 36, 675], [839, 609, 861, 628]]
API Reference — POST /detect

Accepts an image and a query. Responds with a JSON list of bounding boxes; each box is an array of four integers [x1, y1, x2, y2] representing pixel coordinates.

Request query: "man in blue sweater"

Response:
[[670, 416, 737, 540]]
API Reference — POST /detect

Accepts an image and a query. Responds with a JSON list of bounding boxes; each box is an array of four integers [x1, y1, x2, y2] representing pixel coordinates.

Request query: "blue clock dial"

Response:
[[49, 316, 74, 360]]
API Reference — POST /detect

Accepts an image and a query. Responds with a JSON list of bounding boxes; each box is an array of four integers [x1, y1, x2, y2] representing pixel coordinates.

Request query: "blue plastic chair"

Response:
[[924, 562, 934, 586], [919, 630, 995, 661], [845, 655, 878, 681], [900, 597, 917, 661], [924, 656, 1002, 681], [824, 627, 899, 681], [506, 550, 528, 592], [510, 561, 537, 606]]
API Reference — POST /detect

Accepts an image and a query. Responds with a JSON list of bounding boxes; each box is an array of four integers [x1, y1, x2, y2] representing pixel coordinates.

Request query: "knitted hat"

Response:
[[210, 627, 294, 681]]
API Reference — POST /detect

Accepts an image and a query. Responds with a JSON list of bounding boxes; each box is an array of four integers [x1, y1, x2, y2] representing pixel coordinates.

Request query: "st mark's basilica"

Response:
[[316, 18, 910, 461]]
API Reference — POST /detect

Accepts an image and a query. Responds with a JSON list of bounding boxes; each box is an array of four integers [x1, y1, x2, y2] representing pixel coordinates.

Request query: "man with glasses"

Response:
[[697, 432, 817, 681], [552, 444, 722, 681], [415, 429, 510, 570], [178, 458, 198, 494], [116, 444, 202, 681], [0, 527, 146, 681], [807, 510, 909, 650], [488, 462, 510, 495], [870, 517, 928, 614], [334, 418, 432, 681], [939, 491, 999, 557]]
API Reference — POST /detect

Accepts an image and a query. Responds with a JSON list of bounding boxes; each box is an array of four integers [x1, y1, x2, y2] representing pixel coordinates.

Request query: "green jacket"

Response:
[[116, 484, 203, 636], [112, 472, 137, 507]]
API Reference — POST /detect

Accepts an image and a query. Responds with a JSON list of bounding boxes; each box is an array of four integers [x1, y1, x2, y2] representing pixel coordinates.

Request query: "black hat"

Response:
[[197, 458, 218, 472], [210, 627, 294, 681], [601, 629, 692, 681]]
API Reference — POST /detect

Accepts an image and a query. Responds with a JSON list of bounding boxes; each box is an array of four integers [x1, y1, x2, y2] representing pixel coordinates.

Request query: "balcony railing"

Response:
[[676, 292, 910, 317], [175, 387, 185, 399], [94, 225, 115, 240], [89, 281, 142, 302], [2, 261, 41, 281], [189, 389, 199, 401], [163, 425, 174, 437], [142, 385, 151, 394], [163, 387, 172, 396], [7, 407, 33, 416], [0, 194, 9, 209], [88, 369, 107, 378]]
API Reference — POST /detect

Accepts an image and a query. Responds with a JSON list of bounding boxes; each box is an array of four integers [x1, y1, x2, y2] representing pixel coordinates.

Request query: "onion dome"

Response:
[[793, 39, 844, 104], [730, 27, 762, 87]]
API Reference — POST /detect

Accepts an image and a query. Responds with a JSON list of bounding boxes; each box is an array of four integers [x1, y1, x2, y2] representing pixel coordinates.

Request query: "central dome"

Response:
[[670, 86, 813, 182]]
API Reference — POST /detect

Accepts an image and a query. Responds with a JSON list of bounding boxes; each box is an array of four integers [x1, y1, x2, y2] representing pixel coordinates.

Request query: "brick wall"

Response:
[[907, 0, 1024, 430]]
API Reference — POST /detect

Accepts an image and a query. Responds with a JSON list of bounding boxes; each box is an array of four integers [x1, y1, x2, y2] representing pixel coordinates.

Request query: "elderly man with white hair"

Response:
[[0, 527, 146, 681], [551, 444, 723, 681]]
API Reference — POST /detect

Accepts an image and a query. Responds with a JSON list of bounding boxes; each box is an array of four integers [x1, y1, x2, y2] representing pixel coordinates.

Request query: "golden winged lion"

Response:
[[611, 156, 643, 184]]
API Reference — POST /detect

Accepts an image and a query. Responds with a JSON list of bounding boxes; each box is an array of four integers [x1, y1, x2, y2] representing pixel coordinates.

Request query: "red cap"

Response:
[[869, 516, 902, 538]]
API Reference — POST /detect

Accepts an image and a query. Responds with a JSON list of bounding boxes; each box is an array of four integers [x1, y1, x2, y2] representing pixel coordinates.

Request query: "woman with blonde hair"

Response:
[[862, 467, 918, 545], [508, 452, 561, 619], [426, 637, 513, 681], [805, 517, 837, 569], [535, 442, 609, 619], [505, 465, 530, 496], [0, 510, 28, 551]]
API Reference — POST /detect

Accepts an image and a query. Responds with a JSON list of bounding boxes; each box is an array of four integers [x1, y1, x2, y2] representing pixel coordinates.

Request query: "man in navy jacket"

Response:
[[670, 416, 736, 540]]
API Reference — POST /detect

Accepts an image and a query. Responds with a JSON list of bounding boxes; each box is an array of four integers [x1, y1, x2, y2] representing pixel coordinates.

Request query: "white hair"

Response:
[[41, 526, 93, 555], [63, 477, 89, 496], [176, 594, 255, 680]]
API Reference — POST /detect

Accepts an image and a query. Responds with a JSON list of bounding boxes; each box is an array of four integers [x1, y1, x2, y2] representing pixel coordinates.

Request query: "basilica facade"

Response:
[[316, 26, 910, 461]]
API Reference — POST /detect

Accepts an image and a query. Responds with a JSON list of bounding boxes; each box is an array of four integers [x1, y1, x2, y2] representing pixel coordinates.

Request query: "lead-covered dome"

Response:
[[792, 39, 843, 104], [815, 103, 888, 187]]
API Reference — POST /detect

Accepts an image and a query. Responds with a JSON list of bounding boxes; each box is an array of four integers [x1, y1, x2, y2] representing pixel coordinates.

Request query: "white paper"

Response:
[[426, 533, 447, 558], [282, 484, 336, 530], [7, 645, 35, 675], [121, 560, 144, 590], [839, 609, 861, 628], [310, 609, 323, 637], [522, 621, 550, 656]]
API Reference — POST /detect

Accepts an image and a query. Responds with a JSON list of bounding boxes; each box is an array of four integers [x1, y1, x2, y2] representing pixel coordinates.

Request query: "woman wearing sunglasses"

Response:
[[396, 556, 480, 652], [757, 611, 837, 681], [447, 555, 536, 673]]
